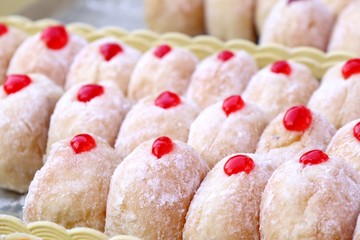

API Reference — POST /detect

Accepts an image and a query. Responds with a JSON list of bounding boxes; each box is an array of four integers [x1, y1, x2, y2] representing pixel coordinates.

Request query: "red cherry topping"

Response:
[[99, 43, 123, 61], [154, 91, 181, 109], [271, 61, 292, 75], [299, 149, 329, 166], [152, 136, 173, 159], [222, 95, 245, 116], [77, 84, 104, 102], [283, 106, 312, 131], [0, 23, 8, 36], [153, 44, 172, 58], [3, 75, 32, 95], [224, 155, 255, 176], [217, 50, 234, 62], [342, 59, 360, 80], [41, 25, 68, 50], [353, 122, 360, 141], [70, 134, 97, 154]]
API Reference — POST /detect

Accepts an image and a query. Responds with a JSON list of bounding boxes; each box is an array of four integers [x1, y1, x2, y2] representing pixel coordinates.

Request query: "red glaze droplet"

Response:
[[99, 43, 123, 61], [152, 136, 173, 159], [353, 122, 360, 141], [271, 61, 292, 75], [217, 50, 234, 62], [283, 106, 312, 131], [154, 91, 181, 109], [224, 155, 255, 176], [41, 25, 68, 50], [299, 149, 329, 166], [342, 59, 360, 80], [70, 134, 97, 154], [0, 23, 8, 36], [222, 95, 245, 116], [153, 44, 172, 58], [77, 84, 104, 102], [3, 75, 32, 95]]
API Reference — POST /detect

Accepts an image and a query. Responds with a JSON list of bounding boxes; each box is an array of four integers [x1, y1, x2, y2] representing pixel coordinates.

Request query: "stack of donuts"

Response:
[[2, 23, 360, 240]]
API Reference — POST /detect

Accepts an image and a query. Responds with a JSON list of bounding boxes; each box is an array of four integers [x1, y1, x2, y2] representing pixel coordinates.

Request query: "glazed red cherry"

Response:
[[154, 91, 181, 109], [77, 84, 104, 102], [0, 23, 8, 36], [70, 134, 97, 154], [224, 155, 255, 176], [99, 43, 123, 61], [299, 149, 329, 166], [353, 122, 360, 141], [153, 44, 172, 58], [3, 74, 32, 95], [222, 95, 245, 116], [342, 59, 360, 80], [218, 50, 234, 62], [271, 60, 292, 76], [283, 106, 312, 131], [152, 136, 173, 159], [41, 25, 68, 50]]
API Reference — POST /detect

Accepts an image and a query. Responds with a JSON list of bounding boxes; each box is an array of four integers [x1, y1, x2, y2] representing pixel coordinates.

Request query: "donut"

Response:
[[321, 0, 352, 16], [0, 74, 62, 193], [105, 136, 209, 239], [128, 44, 198, 100], [188, 95, 268, 168], [187, 50, 257, 109], [183, 153, 275, 239], [8, 25, 86, 87], [255, 0, 279, 34], [243, 60, 318, 119]]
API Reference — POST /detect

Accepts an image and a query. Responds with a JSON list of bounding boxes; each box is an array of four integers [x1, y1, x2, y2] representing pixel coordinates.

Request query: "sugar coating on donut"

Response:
[[0, 25, 27, 84], [243, 60, 318, 119], [256, 109, 335, 168], [183, 153, 275, 240], [308, 61, 360, 129], [321, 0, 352, 16], [105, 139, 209, 239], [328, 1, 360, 55], [260, 0, 334, 50], [187, 50, 257, 109], [0, 73, 63, 193], [128, 45, 198, 100], [188, 99, 268, 168], [65, 37, 141, 94], [24, 135, 120, 231], [8, 27, 86, 87], [260, 155, 360, 239], [327, 119, 360, 172], [46, 81, 128, 156], [114, 93, 199, 160]]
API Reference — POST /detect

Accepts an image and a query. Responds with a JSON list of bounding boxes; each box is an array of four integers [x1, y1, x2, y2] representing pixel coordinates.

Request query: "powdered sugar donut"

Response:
[[187, 50, 257, 109], [260, 0, 334, 50], [145, 0, 204, 36], [65, 37, 141, 94], [243, 60, 318, 119], [128, 44, 198, 100], [0, 24, 26, 84], [327, 119, 360, 172], [328, 1, 360, 55], [308, 59, 360, 128], [188, 95, 268, 168], [0, 74, 62, 193], [115, 91, 198, 160], [205, 0, 256, 41], [8, 25, 86, 87], [260, 150, 360, 239], [256, 106, 336, 168], [46, 81, 128, 155], [321, 0, 352, 16], [105, 136, 209, 239], [24, 134, 119, 231], [183, 154, 275, 239], [255, 0, 279, 34]]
